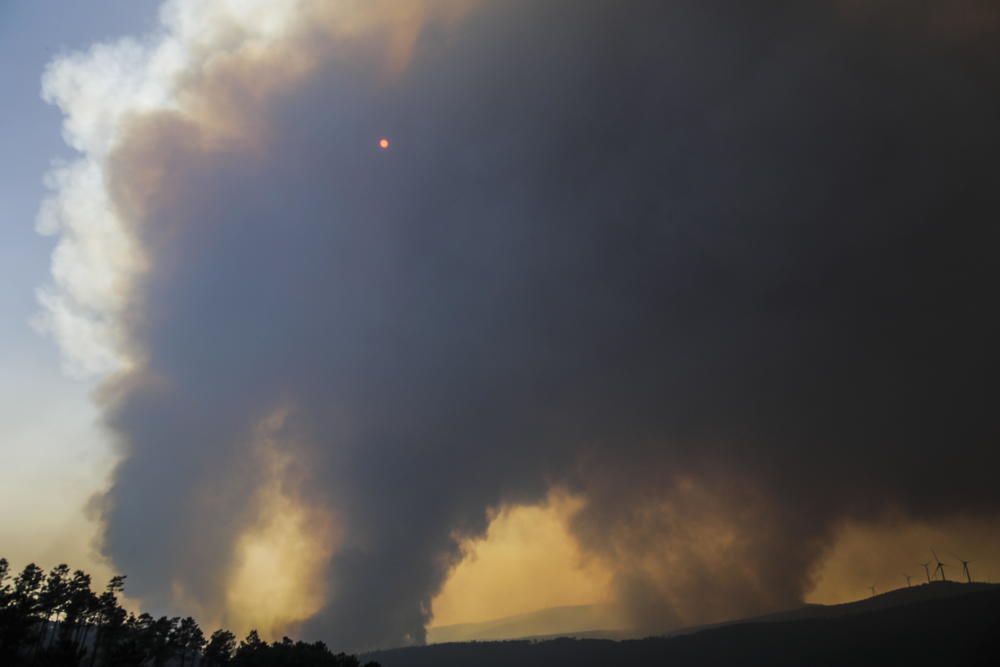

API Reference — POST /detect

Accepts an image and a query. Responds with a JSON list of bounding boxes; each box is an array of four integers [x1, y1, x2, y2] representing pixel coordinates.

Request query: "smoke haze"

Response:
[[38, 0, 1000, 650]]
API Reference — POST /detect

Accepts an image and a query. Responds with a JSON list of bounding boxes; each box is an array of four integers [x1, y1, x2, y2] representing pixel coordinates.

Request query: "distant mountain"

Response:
[[368, 583, 1000, 667], [427, 604, 627, 643]]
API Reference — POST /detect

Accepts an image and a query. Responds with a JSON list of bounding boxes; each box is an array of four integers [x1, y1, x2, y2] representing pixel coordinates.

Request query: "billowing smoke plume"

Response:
[[38, 0, 1000, 650]]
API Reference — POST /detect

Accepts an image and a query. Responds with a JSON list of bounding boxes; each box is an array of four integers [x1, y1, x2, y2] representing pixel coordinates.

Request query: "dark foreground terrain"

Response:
[[365, 584, 1000, 667]]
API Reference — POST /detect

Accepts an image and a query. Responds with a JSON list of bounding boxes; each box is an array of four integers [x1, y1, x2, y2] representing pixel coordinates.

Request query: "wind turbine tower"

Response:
[[956, 557, 973, 583], [869, 584, 877, 597], [904, 574, 912, 587], [920, 562, 932, 583], [932, 550, 947, 581]]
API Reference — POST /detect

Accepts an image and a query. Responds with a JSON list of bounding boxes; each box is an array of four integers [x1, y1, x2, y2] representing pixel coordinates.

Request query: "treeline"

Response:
[[0, 558, 378, 667]]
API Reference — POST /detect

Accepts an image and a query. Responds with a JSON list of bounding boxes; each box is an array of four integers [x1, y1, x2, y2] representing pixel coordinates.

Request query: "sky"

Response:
[[3, 0, 1000, 654], [0, 0, 159, 582]]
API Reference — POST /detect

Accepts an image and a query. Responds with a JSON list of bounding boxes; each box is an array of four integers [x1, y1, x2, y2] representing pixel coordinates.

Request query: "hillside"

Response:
[[367, 584, 1000, 667], [428, 581, 994, 643], [665, 580, 999, 636], [427, 604, 627, 643]]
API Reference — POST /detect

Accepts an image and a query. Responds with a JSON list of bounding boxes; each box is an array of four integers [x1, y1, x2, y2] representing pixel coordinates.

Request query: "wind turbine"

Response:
[[869, 584, 877, 597], [952, 555, 974, 583], [904, 574, 912, 587], [931, 550, 947, 581], [920, 562, 932, 583]]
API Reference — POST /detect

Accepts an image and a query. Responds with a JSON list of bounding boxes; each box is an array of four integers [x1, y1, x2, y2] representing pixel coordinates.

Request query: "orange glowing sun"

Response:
[[379, 138, 390, 150]]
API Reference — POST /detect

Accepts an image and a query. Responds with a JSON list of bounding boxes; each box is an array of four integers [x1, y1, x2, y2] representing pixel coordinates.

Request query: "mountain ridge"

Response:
[[368, 584, 1000, 666]]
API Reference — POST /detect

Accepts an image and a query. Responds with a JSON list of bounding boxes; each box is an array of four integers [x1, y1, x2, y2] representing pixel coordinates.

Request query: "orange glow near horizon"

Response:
[[429, 493, 1000, 633], [430, 492, 615, 628], [379, 138, 390, 150], [807, 514, 1000, 605], [222, 411, 339, 640]]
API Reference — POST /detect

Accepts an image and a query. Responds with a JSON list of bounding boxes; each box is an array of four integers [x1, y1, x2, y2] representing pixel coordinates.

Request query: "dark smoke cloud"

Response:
[[82, 0, 1000, 650]]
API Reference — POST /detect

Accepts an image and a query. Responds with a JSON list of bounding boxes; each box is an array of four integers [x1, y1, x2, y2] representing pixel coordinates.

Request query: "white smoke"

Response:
[[35, 0, 304, 377]]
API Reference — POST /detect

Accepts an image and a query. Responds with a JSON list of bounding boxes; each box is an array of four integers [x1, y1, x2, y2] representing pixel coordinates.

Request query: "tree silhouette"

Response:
[[204, 629, 236, 667], [0, 557, 375, 667], [7, 564, 45, 660], [88, 576, 126, 667], [60, 570, 94, 651], [39, 565, 71, 651], [230, 631, 377, 667], [176, 617, 205, 667], [235, 629, 268, 663]]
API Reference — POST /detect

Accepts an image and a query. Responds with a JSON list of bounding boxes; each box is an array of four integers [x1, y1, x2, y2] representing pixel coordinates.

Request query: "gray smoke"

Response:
[[48, 0, 1000, 650]]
